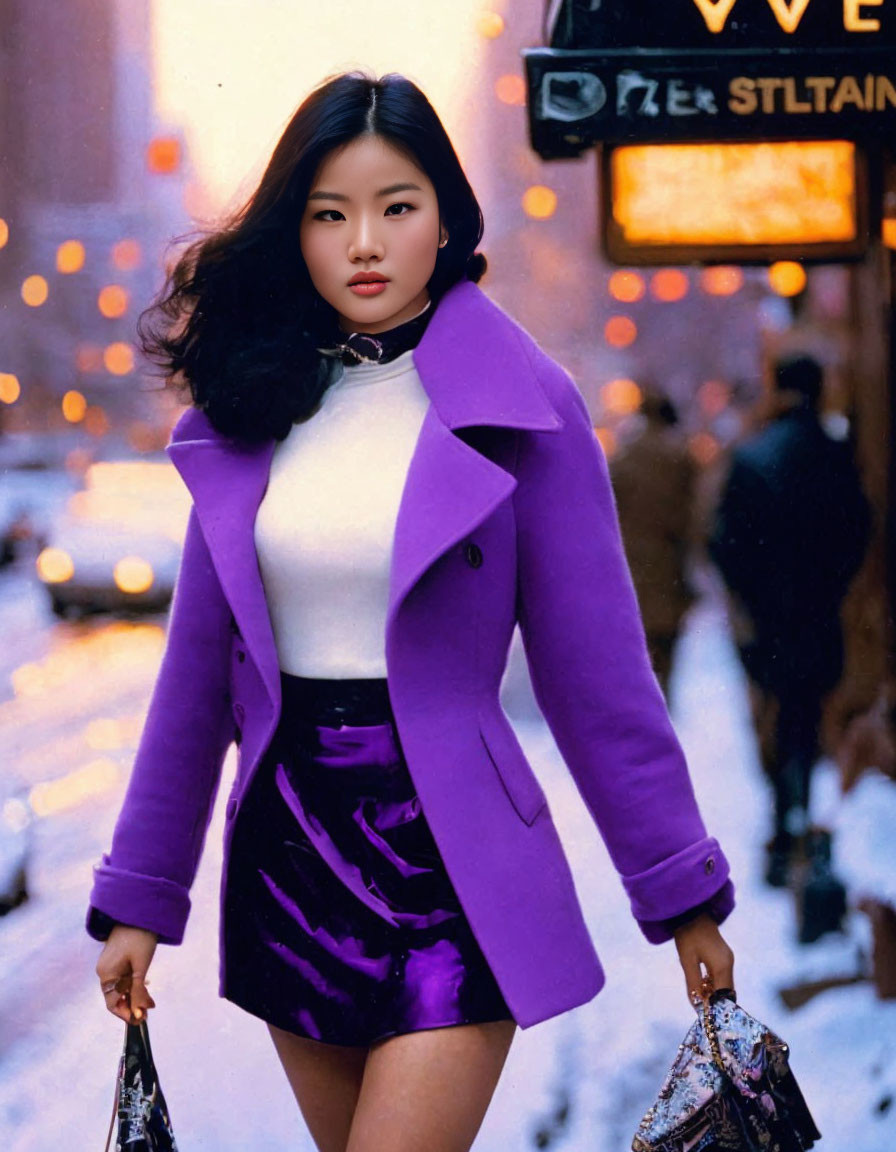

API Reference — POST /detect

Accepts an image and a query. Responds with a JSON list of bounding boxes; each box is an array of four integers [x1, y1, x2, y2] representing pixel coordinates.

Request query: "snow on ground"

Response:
[[1, 587, 894, 1148]]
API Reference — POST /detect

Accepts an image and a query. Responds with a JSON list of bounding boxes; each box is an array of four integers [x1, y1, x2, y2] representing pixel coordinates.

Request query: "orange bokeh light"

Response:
[[76, 344, 105, 374], [601, 378, 643, 415], [0, 218, 10, 249], [495, 74, 526, 105], [650, 269, 689, 302], [594, 427, 617, 457], [884, 219, 896, 249], [22, 275, 49, 307], [147, 136, 181, 175], [98, 285, 129, 319], [111, 239, 142, 270], [608, 270, 646, 303], [604, 316, 638, 348], [0, 373, 21, 404], [476, 10, 504, 38], [104, 343, 135, 375], [85, 406, 111, 437], [700, 266, 744, 296], [62, 390, 87, 423], [768, 261, 807, 297], [522, 185, 558, 220], [57, 240, 86, 274]]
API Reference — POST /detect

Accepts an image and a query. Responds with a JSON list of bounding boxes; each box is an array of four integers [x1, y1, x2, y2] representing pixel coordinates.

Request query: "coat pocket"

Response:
[[478, 706, 548, 826]]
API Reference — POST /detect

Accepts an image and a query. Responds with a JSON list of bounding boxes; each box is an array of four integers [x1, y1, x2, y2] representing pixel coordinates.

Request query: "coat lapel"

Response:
[[166, 281, 563, 709]]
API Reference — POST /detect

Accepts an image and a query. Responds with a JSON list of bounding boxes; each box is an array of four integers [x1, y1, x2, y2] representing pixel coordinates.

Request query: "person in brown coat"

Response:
[[610, 391, 696, 696]]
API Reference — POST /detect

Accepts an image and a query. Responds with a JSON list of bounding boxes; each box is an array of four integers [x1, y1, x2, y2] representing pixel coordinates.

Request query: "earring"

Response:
[[439, 233, 449, 248]]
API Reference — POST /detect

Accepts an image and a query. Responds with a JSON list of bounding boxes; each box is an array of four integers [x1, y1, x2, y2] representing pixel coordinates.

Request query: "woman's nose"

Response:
[[348, 215, 384, 262]]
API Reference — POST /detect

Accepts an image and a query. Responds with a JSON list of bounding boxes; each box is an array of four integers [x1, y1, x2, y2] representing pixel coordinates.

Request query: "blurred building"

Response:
[[0, 0, 194, 447]]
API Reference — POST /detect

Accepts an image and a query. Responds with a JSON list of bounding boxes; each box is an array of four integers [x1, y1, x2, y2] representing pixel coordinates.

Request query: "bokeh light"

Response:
[[0, 218, 10, 248], [35, 547, 75, 585], [114, 556, 155, 595], [146, 136, 181, 174], [601, 378, 643, 415], [604, 316, 638, 348], [700, 266, 744, 296], [62, 390, 87, 423], [76, 344, 105, 373], [594, 427, 617, 457], [768, 261, 807, 296], [0, 373, 21, 404], [21, 275, 49, 307], [56, 240, 86, 274], [98, 284, 129, 318], [608, 270, 646, 303], [85, 405, 111, 437], [697, 378, 731, 417], [650, 269, 689, 302], [111, 238, 143, 270], [104, 342, 135, 375], [476, 10, 504, 37], [495, 74, 526, 105], [522, 185, 558, 220]]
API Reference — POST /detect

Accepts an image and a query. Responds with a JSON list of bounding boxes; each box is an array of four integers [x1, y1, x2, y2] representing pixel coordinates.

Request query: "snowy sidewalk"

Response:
[[1, 591, 894, 1148]]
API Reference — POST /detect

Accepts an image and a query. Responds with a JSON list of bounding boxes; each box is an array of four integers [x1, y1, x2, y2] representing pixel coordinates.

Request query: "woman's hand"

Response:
[[673, 913, 735, 1004], [96, 925, 158, 1024]]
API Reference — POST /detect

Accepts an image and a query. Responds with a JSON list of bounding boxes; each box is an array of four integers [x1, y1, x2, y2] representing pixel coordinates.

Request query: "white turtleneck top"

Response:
[[253, 349, 429, 678]]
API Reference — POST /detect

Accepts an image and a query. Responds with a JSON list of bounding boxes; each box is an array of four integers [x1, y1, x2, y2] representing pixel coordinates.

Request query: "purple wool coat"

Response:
[[87, 280, 734, 1029]]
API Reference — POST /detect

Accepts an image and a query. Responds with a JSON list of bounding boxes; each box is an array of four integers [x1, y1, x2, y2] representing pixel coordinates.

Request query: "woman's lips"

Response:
[[348, 280, 388, 296]]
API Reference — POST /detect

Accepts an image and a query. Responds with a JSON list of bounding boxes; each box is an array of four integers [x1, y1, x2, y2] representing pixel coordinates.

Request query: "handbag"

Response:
[[632, 987, 821, 1152], [104, 1018, 178, 1151]]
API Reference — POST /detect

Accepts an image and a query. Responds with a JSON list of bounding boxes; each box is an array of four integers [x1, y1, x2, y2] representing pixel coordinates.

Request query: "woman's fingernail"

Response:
[[133, 1008, 143, 1020]]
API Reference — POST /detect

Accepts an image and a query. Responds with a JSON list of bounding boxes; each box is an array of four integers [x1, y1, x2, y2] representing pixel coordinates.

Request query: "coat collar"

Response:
[[167, 280, 562, 449], [164, 281, 563, 713]]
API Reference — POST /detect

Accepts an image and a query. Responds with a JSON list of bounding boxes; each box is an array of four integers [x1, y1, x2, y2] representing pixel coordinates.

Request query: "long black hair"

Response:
[[138, 71, 486, 442]]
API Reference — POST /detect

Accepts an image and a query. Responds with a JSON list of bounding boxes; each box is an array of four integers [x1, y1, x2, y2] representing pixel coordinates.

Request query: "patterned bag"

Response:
[[104, 1019, 178, 1151], [632, 990, 821, 1152]]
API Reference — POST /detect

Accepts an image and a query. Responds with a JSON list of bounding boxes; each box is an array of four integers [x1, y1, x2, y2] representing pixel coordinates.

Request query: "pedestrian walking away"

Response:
[[709, 353, 871, 898], [88, 70, 736, 1152]]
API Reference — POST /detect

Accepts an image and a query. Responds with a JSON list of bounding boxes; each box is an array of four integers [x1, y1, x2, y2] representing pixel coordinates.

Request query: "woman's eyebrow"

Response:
[[307, 182, 423, 202]]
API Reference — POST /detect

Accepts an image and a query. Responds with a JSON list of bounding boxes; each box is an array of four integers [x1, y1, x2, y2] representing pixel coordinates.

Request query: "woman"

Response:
[[89, 71, 735, 1152]]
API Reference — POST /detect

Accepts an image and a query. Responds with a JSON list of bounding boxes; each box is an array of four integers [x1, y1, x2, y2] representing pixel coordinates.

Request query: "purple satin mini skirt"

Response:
[[222, 672, 513, 1046]]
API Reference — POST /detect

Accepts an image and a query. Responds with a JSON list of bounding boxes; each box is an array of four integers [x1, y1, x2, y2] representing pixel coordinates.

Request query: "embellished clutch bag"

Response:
[[632, 988, 821, 1152], [104, 1019, 178, 1152]]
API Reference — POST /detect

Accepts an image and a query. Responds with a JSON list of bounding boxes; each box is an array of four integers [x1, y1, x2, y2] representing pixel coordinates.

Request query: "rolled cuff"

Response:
[[86, 855, 190, 945], [621, 837, 734, 943]]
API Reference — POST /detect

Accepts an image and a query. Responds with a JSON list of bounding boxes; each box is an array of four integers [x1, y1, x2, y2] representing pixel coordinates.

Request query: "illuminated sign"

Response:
[[603, 140, 867, 263], [525, 1, 896, 155]]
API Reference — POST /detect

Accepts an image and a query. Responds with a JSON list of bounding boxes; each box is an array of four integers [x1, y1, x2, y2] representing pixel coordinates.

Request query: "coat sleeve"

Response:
[[513, 367, 734, 943], [86, 503, 234, 944]]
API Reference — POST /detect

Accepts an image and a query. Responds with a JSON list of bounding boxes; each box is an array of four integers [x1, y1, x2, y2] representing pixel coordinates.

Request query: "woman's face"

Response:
[[300, 134, 445, 334]]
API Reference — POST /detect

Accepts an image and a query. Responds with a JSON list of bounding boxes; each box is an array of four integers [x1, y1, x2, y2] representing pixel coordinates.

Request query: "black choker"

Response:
[[317, 302, 434, 367]]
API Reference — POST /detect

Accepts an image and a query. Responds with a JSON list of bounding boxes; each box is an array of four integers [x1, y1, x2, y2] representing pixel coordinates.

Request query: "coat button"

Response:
[[464, 542, 483, 568], [236, 650, 246, 663], [704, 857, 715, 875]]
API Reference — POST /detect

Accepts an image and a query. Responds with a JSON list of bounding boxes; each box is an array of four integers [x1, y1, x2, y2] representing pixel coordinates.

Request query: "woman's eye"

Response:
[[313, 209, 344, 222], [385, 202, 414, 216]]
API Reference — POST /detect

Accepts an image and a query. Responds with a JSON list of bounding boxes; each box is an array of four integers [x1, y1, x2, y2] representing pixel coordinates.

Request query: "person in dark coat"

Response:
[[709, 353, 871, 887]]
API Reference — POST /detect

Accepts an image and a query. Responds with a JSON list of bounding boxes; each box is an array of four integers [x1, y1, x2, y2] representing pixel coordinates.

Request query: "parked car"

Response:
[[34, 459, 191, 617]]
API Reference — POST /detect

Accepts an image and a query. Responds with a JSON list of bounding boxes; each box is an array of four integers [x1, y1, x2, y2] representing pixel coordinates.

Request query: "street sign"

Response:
[[525, 1, 896, 155]]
